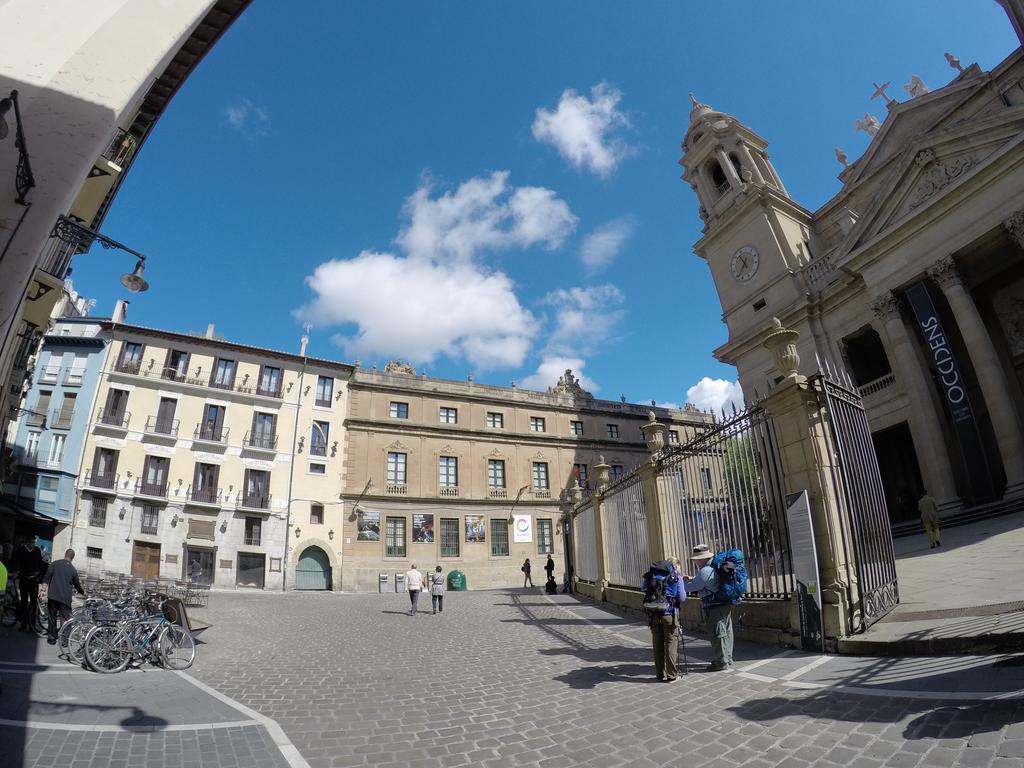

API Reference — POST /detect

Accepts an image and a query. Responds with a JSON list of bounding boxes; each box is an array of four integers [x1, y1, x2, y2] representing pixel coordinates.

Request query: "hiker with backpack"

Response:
[[641, 559, 684, 682], [682, 544, 746, 672]]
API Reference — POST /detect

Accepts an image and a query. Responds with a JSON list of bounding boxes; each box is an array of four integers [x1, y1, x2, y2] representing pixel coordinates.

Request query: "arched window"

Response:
[[709, 160, 729, 195]]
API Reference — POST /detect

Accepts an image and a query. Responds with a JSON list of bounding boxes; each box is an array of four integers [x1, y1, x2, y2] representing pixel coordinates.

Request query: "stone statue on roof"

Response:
[[854, 113, 881, 136], [548, 369, 592, 398], [903, 75, 929, 99], [383, 360, 416, 376]]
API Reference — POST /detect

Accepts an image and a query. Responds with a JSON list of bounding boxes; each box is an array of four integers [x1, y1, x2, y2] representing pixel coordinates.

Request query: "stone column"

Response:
[[869, 292, 960, 506], [735, 142, 765, 184], [692, 169, 716, 211], [715, 146, 742, 189], [928, 256, 1024, 494]]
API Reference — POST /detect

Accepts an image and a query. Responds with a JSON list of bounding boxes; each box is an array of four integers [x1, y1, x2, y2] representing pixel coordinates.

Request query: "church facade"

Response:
[[680, 43, 1024, 523]]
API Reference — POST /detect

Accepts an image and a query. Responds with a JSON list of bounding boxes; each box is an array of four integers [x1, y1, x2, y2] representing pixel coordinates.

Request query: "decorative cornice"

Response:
[[927, 255, 963, 290], [1004, 209, 1024, 250], [869, 291, 902, 320]]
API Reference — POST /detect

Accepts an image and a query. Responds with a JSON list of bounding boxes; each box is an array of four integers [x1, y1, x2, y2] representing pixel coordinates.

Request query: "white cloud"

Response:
[[224, 98, 270, 141], [686, 377, 745, 413], [300, 252, 536, 369], [532, 82, 632, 176], [580, 217, 635, 271], [541, 284, 625, 354], [519, 356, 598, 393], [396, 171, 576, 262]]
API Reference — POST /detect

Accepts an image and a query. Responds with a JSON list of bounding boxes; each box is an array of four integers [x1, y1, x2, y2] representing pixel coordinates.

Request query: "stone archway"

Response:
[[288, 537, 340, 591]]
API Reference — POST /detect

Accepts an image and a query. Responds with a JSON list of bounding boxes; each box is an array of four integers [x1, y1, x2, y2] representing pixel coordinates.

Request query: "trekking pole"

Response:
[[679, 625, 689, 674]]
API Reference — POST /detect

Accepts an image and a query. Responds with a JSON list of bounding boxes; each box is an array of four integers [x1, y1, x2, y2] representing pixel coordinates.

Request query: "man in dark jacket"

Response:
[[13, 534, 44, 631], [42, 548, 86, 644]]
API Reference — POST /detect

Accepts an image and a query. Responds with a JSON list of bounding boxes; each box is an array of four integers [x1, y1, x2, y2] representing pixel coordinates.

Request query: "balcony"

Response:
[[112, 359, 142, 376], [243, 431, 278, 452], [243, 532, 262, 547], [82, 470, 119, 493], [488, 487, 508, 500], [50, 408, 75, 430], [256, 383, 282, 399], [134, 480, 168, 500], [186, 487, 222, 508], [237, 494, 271, 512], [101, 128, 138, 169], [193, 424, 229, 445], [208, 376, 234, 392], [858, 372, 897, 399], [314, 397, 332, 408], [40, 368, 60, 384], [63, 367, 86, 386], [96, 408, 130, 430], [532, 487, 551, 500], [26, 410, 47, 427], [144, 416, 179, 437], [386, 483, 407, 495], [439, 485, 459, 498], [160, 366, 190, 384]]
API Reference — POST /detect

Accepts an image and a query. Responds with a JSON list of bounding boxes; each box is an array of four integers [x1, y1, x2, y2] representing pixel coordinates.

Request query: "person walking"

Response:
[[544, 555, 555, 582], [683, 544, 740, 672], [42, 549, 86, 644], [429, 565, 445, 614], [521, 558, 534, 588], [405, 564, 424, 614], [641, 559, 683, 682], [13, 534, 44, 632], [919, 490, 941, 549]]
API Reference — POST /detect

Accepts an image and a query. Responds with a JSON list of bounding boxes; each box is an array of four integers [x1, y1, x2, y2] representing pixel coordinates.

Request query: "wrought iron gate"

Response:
[[813, 373, 898, 631]]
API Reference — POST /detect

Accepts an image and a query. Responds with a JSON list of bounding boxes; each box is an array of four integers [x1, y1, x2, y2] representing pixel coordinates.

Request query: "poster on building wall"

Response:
[[357, 510, 381, 541], [784, 490, 823, 653], [412, 514, 434, 542], [465, 515, 486, 543], [512, 514, 532, 543]]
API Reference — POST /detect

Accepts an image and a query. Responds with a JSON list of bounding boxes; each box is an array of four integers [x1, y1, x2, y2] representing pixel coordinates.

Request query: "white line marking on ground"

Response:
[[780, 655, 832, 680], [0, 668, 97, 675], [541, 597, 648, 647], [737, 650, 795, 672], [780, 681, 1024, 701], [738, 672, 777, 684], [0, 718, 257, 733], [175, 671, 311, 768]]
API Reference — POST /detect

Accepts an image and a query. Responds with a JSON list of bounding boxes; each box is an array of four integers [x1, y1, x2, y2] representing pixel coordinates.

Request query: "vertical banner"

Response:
[[903, 281, 993, 498], [784, 490, 823, 653], [512, 514, 532, 543]]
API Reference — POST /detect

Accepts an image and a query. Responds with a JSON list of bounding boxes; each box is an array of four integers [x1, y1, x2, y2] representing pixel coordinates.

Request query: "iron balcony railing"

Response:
[[112, 359, 142, 375], [37, 236, 79, 280], [135, 479, 168, 498], [140, 516, 159, 535], [97, 408, 130, 429], [314, 397, 332, 408], [243, 432, 278, 451], [26, 409, 47, 427], [144, 416, 179, 436], [238, 494, 270, 511], [243, 532, 262, 546], [83, 470, 118, 491], [194, 424, 229, 443], [208, 375, 235, 391], [50, 408, 75, 430], [186, 486, 221, 506], [160, 366, 189, 383], [256, 383, 282, 398], [101, 128, 138, 168]]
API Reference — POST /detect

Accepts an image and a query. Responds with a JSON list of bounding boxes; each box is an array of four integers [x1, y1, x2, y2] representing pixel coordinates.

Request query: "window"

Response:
[[47, 434, 65, 464], [387, 452, 407, 485], [243, 469, 270, 508], [31, 391, 51, 426], [54, 393, 76, 429], [42, 357, 60, 382], [700, 467, 713, 491], [257, 365, 282, 397], [439, 456, 458, 487], [308, 463, 326, 475], [439, 406, 458, 424], [25, 431, 40, 459], [86, 547, 102, 560], [244, 517, 262, 546], [573, 463, 589, 488], [38, 475, 58, 492], [192, 462, 220, 503], [610, 465, 624, 481], [537, 518, 554, 554], [117, 341, 143, 373], [92, 447, 118, 488], [250, 412, 277, 449], [440, 518, 460, 557], [486, 412, 503, 428], [532, 462, 549, 490], [529, 416, 546, 433], [142, 455, 168, 495], [315, 376, 333, 407], [310, 421, 329, 456], [606, 424, 619, 438], [210, 357, 236, 389], [487, 459, 505, 488], [490, 519, 509, 557], [389, 401, 409, 419], [570, 420, 583, 436], [310, 503, 324, 525], [200, 404, 225, 441], [101, 389, 128, 425], [669, 430, 680, 445], [162, 349, 189, 381], [140, 504, 159, 535], [385, 517, 406, 557], [155, 397, 177, 434], [89, 499, 107, 528]]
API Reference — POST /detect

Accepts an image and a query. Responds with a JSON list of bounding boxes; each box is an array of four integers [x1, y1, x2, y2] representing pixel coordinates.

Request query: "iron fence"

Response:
[[572, 501, 598, 583], [601, 474, 650, 589]]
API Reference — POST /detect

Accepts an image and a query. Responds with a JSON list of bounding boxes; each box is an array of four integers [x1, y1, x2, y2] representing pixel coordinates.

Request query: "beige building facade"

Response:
[[71, 318, 352, 591], [339, 365, 712, 591], [680, 40, 1024, 524]]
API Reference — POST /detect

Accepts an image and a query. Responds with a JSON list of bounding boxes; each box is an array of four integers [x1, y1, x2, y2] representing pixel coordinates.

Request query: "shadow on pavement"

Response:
[[0, 619, 42, 768]]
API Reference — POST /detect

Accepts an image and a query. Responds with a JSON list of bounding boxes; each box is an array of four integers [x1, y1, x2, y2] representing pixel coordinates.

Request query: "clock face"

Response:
[[731, 246, 760, 282]]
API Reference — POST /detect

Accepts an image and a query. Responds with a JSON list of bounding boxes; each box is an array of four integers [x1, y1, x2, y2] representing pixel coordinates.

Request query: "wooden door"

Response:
[[131, 541, 161, 582]]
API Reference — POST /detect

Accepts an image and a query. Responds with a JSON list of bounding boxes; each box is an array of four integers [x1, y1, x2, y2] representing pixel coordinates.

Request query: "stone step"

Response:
[[891, 495, 1023, 538]]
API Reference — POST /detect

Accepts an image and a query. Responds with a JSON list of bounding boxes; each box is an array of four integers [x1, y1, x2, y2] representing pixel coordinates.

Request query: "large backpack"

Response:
[[706, 549, 747, 606], [642, 560, 676, 615]]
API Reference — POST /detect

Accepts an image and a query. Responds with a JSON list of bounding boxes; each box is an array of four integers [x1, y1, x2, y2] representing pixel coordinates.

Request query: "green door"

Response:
[[295, 546, 331, 590]]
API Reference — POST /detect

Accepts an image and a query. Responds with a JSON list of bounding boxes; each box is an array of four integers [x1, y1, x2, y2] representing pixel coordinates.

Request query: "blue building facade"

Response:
[[3, 318, 109, 553]]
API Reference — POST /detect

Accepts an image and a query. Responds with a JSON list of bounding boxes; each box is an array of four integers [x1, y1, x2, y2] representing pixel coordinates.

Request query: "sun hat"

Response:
[[690, 544, 714, 561]]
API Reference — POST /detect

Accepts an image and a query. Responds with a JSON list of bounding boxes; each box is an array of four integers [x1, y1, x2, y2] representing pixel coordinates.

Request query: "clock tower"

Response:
[[679, 94, 818, 391]]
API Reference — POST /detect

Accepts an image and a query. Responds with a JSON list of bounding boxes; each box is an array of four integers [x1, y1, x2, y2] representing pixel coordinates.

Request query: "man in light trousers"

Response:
[[683, 544, 735, 672]]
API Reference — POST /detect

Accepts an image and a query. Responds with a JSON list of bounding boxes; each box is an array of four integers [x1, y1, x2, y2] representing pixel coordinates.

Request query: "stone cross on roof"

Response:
[[871, 81, 897, 108]]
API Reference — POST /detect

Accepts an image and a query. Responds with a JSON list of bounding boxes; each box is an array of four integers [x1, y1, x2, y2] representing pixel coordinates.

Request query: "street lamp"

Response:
[[507, 485, 531, 525], [0, 90, 35, 204], [51, 215, 150, 292]]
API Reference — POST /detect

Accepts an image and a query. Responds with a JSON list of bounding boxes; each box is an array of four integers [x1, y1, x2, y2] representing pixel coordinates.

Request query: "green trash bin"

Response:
[[448, 570, 466, 591]]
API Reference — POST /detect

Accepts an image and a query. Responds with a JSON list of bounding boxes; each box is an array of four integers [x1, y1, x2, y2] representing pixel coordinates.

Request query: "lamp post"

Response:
[[0, 90, 36, 204], [50, 215, 150, 291]]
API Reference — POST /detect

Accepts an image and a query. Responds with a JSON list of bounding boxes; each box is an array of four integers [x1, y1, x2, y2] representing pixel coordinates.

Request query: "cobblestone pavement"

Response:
[[185, 589, 1023, 768], [3, 588, 1023, 768]]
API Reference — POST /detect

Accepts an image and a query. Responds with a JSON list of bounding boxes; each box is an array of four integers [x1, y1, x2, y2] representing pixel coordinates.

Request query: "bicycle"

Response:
[[1, 583, 18, 627], [83, 603, 195, 673]]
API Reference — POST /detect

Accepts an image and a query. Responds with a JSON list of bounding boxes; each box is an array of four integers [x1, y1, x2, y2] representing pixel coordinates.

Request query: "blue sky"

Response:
[[69, 1, 1017, 411]]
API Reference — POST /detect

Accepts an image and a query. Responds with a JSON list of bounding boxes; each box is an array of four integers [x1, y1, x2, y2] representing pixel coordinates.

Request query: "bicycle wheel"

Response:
[[83, 625, 132, 674], [57, 617, 80, 657], [158, 624, 195, 670], [66, 621, 92, 665]]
